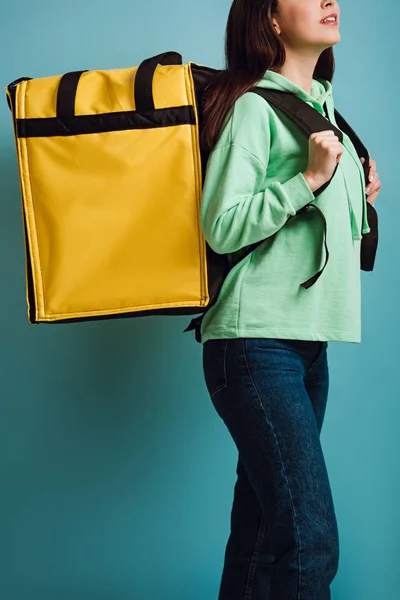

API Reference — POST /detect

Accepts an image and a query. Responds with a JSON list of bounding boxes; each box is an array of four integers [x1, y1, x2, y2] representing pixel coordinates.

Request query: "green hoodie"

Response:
[[199, 69, 371, 344]]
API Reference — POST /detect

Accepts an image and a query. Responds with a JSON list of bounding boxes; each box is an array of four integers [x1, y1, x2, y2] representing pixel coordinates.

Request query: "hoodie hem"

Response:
[[201, 327, 361, 344]]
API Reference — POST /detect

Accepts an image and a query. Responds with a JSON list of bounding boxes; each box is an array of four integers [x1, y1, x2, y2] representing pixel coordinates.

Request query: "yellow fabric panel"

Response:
[[7, 62, 209, 322]]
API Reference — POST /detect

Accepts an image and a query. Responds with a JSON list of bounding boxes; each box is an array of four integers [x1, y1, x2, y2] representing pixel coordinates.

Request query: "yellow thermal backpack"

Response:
[[5, 51, 378, 343]]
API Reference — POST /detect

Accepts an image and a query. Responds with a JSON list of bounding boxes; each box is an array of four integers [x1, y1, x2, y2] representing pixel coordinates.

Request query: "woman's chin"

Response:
[[317, 32, 341, 49]]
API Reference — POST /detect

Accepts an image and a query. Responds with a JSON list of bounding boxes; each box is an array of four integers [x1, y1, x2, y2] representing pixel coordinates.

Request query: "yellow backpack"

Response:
[[5, 52, 227, 327], [6, 51, 378, 343]]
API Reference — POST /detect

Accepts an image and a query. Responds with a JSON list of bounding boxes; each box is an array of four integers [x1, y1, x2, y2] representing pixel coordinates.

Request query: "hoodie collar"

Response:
[[255, 69, 368, 241]]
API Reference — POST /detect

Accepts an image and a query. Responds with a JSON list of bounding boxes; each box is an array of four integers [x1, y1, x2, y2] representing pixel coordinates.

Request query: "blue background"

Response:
[[0, 1, 397, 598]]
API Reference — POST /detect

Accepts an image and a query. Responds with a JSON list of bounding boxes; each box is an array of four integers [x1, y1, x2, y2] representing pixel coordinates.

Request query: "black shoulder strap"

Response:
[[332, 108, 378, 271], [250, 88, 340, 136], [333, 108, 370, 183], [248, 87, 378, 269], [249, 88, 371, 185]]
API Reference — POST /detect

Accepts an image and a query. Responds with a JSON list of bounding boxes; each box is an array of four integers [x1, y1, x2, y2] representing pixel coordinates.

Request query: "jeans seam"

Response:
[[209, 339, 229, 398], [243, 512, 267, 600], [223, 339, 228, 387], [241, 338, 303, 600]]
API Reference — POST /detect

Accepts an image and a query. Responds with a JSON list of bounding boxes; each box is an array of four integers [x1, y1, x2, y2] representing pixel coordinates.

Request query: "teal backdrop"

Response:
[[0, 1, 397, 599]]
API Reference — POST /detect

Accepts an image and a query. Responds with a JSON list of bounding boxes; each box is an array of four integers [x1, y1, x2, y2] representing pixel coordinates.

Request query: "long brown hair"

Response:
[[201, 0, 335, 152]]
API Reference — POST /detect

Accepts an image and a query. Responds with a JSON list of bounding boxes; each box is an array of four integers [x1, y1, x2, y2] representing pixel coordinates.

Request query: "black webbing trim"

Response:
[[16, 105, 196, 137], [22, 207, 36, 323], [183, 314, 205, 343], [32, 306, 205, 325], [6, 77, 32, 113], [299, 203, 330, 289]]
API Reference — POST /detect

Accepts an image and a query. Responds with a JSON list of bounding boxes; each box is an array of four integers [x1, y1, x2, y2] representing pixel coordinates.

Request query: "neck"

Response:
[[274, 49, 321, 95]]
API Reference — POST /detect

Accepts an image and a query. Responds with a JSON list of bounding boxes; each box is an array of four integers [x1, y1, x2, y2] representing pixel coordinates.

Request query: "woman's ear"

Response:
[[272, 19, 281, 35]]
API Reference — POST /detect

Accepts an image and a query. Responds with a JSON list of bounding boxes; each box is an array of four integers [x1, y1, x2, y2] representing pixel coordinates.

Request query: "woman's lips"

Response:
[[320, 19, 338, 26]]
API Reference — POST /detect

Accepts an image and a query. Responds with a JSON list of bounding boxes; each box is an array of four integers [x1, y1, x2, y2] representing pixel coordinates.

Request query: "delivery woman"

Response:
[[200, 0, 381, 598]]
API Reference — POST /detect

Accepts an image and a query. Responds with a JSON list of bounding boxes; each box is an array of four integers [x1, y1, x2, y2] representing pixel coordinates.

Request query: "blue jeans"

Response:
[[202, 337, 339, 600]]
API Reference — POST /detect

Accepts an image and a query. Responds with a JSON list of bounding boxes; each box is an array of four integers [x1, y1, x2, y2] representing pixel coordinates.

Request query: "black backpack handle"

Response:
[[56, 70, 89, 120], [54, 51, 183, 121], [134, 51, 183, 112]]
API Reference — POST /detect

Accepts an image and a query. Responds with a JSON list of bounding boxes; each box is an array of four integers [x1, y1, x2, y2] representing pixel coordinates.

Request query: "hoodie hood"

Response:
[[254, 70, 370, 240], [256, 69, 333, 119]]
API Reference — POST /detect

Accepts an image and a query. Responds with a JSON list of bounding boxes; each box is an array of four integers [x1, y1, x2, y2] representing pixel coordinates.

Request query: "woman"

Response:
[[200, 1, 381, 598]]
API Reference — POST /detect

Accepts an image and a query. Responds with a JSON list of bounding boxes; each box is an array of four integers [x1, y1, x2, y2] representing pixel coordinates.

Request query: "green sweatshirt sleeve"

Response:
[[200, 95, 316, 255]]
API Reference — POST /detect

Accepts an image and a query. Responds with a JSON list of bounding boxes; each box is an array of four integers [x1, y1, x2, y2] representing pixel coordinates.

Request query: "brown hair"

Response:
[[201, 0, 335, 152]]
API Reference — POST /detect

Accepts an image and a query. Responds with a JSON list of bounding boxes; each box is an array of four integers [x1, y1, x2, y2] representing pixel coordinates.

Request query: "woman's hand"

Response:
[[360, 156, 381, 206], [303, 130, 344, 192]]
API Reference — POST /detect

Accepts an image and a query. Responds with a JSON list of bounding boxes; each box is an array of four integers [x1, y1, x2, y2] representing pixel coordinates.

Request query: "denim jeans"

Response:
[[202, 337, 339, 600]]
